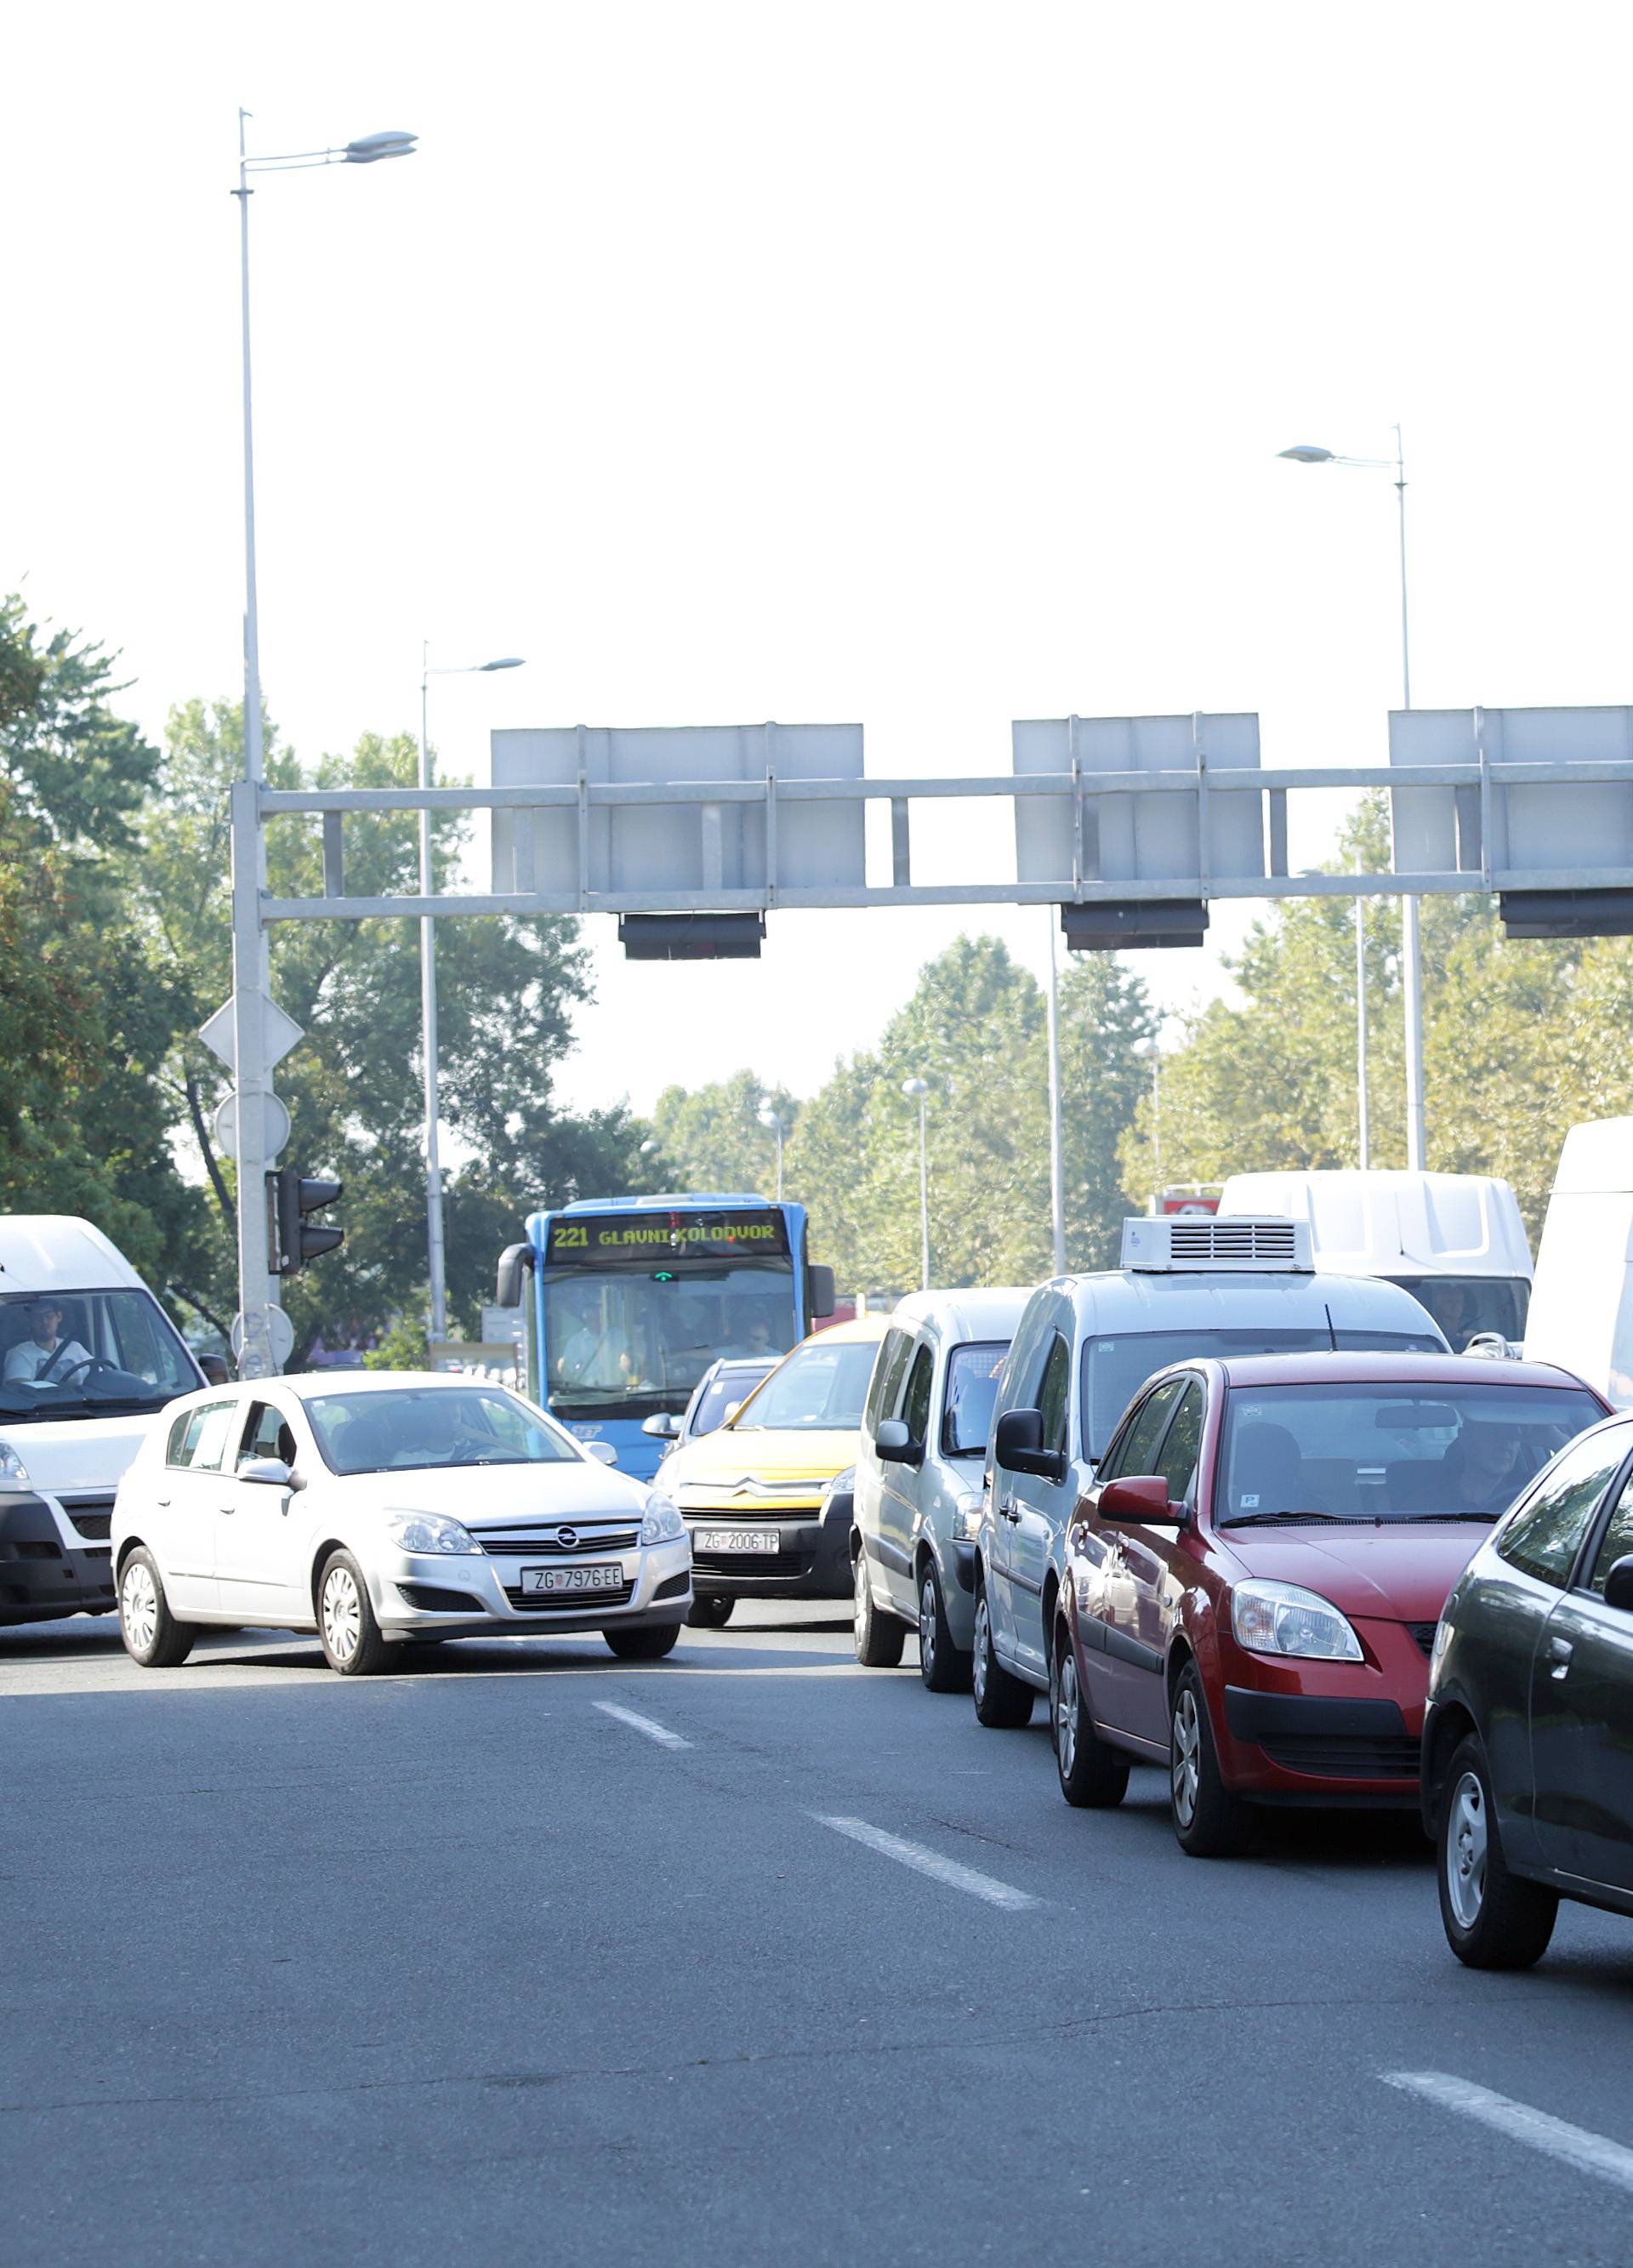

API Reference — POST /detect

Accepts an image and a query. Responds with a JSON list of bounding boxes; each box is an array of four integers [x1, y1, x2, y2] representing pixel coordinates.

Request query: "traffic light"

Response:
[[270, 1168, 344, 1275]]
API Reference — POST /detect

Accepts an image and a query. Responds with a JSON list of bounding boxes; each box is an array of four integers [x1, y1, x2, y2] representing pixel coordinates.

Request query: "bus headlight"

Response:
[[640, 1494, 686, 1546]]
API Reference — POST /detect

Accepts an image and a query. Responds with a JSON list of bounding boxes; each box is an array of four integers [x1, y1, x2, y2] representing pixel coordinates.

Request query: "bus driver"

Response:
[[554, 1291, 643, 1392]]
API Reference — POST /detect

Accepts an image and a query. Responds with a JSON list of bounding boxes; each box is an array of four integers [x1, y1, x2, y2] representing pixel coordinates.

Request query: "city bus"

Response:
[[496, 1193, 835, 1479]]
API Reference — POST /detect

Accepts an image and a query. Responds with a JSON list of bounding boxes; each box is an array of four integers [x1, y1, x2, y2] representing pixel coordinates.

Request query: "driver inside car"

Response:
[[3, 1300, 93, 1387]]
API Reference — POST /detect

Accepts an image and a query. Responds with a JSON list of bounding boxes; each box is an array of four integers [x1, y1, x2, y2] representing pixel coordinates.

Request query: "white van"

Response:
[[1218, 1171, 1533, 1352], [1524, 1119, 1633, 1406], [0, 1217, 208, 1627]]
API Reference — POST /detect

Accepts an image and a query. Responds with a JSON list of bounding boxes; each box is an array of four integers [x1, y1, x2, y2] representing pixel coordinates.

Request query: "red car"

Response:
[[1051, 1353, 1608, 1855]]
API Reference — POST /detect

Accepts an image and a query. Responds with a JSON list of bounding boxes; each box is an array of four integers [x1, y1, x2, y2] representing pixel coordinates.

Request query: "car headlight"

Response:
[[1232, 1580, 1363, 1662], [821, 1466, 856, 1513], [0, 1439, 30, 1489], [385, 1510, 481, 1556], [640, 1493, 686, 1546]]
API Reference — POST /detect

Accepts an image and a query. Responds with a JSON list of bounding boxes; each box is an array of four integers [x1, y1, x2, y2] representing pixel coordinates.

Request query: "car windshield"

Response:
[[305, 1386, 580, 1475], [942, 1341, 1010, 1456], [1390, 1275, 1529, 1352], [1215, 1380, 1604, 1525], [0, 1288, 198, 1421], [690, 1361, 777, 1438], [1081, 1327, 1442, 1461], [729, 1338, 881, 1433]]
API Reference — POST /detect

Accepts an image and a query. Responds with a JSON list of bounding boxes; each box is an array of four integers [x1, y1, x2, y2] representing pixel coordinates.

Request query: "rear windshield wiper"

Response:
[[1220, 1509, 1344, 1528]]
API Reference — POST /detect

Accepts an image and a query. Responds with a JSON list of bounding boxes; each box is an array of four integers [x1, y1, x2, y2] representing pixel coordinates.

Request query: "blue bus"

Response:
[[497, 1194, 834, 1479]]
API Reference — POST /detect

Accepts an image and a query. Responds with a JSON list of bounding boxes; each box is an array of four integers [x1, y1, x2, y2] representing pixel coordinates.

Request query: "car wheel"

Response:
[[1438, 1735, 1558, 1969], [1169, 1661, 1252, 1856], [918, 1562, 970, 1693], [1052, 1615, 1129, 1807], [604, 1620, 681, 1660], [971, 1583, 1033, 1727], [118, 1548, 199, 1669], [854, 1547, 907, 1667], [317, 1551, 390, 1677], [686, 1595, 734, 1629]]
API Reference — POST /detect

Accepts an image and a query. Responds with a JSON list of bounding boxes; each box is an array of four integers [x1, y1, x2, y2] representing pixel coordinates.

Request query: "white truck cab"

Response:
[[1524, 1119, 1633, 1406], [0, 1217, 207, 1627], [1218, 1171, 1533, 1352]]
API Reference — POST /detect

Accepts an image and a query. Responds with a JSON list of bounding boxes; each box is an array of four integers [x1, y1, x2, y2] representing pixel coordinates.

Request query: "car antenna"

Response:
[[1323, 1302, 1337, 1351]]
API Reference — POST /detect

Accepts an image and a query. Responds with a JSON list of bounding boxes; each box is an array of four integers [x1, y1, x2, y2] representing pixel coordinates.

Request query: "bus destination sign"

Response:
[[544, 1210, 791, 1268]]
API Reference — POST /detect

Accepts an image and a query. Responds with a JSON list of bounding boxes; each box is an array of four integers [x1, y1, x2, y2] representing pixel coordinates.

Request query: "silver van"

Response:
[[851, 1288, 1033, 1688], [970, 1217, 1448, 1727]]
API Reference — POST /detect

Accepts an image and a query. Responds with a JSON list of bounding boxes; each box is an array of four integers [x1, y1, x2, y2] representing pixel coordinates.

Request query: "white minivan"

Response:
[[1524, 1117, 1633, 1405], [0, 1217, 210, 1628], [851, 1287, 1032, 1689], [970, 1216, 1447, 1728]]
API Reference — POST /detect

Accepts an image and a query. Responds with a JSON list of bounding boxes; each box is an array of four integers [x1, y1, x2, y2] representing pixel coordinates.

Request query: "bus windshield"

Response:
[[543, 1264, 798, 1420]]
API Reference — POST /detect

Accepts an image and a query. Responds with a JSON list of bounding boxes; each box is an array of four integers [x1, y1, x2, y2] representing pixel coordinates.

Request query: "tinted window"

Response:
[[1391, 1276, 1528, 1353], [690, 1364, 775, 1439], [1587, 1465, 1633, 1594], [1154, 1382, 1205, 1502], [902, 1346, 933, 1445], [1038, 1334, 1071, 1459], [1108, 1378, 1185, 1481], [1497, 1431, 1629, 1589], [942, 1341, 1009, 1457]]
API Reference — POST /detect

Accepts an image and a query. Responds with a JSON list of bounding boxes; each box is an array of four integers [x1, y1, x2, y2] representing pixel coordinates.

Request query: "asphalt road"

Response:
[[5, 1603, 1633, 2266]]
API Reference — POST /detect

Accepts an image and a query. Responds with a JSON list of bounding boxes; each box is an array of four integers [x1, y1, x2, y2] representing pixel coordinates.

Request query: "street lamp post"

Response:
[[756, 1105, 788, 1202], [901, 1078, 930, 1289], [1045, 914, 1067, 1274], [1278, 427, 1422, 1170], [228, 115, 416, 1379], [418, 650, 525, 1345]]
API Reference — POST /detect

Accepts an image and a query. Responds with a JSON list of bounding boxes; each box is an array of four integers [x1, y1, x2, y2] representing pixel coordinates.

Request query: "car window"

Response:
[[1106, 1378, 1185, 1481], [1586, 1467, 1633, 1595], [690, 1365, 773, 1439], [1495, 1431, 1629, 1589], [902, 1345, 933, 1445], [942, 1341, 1010, 1457], [1037, 1333, 1071, 1460], [866, 1330, 912, 1433], [172, 1400, 237, 1474], [1153, 1381, 1205, 1502], [306, 1386, 579, 1474], [239, 1400, 297, 1469]]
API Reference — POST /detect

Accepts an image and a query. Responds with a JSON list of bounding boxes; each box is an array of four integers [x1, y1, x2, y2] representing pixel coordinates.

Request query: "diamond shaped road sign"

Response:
[[198, 991, 305, 1074]]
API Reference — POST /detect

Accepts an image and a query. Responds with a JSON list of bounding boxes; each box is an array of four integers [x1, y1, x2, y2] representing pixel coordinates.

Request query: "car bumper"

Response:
[[365, 1536, 693, 1639], [0, 1490, 116, 1624], [684, 1496, 852, 1599], [1219, 1684, 1423, 1804]]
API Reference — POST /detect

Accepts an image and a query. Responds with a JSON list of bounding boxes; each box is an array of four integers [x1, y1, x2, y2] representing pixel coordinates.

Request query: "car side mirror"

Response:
[[239, 1456, 293, 1486], [642, 1413, 679, 1439], [721, 1401, 743, 1426], [875, 1418, 924, 1467], [993, 1408, 1067, 1484], [584, 1441, 618, 1467], [1099, 1474, 1184, 1526], [199, 1353, 231, 1387], [1603, 1556, 1633, 1613]]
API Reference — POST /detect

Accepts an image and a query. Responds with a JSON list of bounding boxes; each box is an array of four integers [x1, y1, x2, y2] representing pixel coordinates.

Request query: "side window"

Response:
[[165, 1409, 194, 1464], [1111, 1378, 1185, 1482], [1587, 1466, 1633, 1595], [866, 1330, 912, 1433], [240, 1401, 298, 1469], [172, 1399, 237, 1473], [1037, 1334, 1072, 1460], [1153, 1381, 1205, 1503], [1496, 1433, 1628, 1590], [902, 1346, 933, 1445]]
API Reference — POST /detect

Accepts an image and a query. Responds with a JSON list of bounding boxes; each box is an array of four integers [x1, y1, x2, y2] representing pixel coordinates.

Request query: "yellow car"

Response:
[[657, 1314, 891, 1627]]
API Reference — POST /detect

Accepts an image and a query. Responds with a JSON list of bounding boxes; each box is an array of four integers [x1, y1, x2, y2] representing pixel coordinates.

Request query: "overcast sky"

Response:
[[8, 1, 1631, 1126]]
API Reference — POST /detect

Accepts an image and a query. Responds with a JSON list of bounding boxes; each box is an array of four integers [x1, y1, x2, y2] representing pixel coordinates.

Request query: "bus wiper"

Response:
[[1220, 1509, 1344, 1527]]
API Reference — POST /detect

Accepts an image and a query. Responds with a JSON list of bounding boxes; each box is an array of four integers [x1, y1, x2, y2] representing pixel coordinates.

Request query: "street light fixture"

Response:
[[757, 1104, 789, 1202], [1277, 425, 1422, 1170], [418, 647, 526, 1345], [901, 1078, 930, 1289], [226, 111, 417, 1381]]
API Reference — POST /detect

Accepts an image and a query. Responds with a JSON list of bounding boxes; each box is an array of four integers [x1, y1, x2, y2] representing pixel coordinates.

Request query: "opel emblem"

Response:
[[556, 1525, 580, 1552]]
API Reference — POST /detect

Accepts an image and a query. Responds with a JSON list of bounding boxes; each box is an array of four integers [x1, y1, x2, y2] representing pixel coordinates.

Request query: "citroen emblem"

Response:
[[556, 1525, 580, 1552]]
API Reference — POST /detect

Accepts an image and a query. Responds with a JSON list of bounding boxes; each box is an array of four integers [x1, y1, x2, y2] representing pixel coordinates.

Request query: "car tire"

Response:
[[971, 1583, 1033, 1727], [1052, 1616, 1129, 1807], [854, 1548, 907, 1667], [917, 1562, 970, 1693], [604, 1620, 681, 1660], [1438, 1734, 1559, 1969], [1169, 1661, 1252, 1856], [686, 1595, 734, 1629], [117, 1548, 199, 1670], [317, 1551, 390, 1677]]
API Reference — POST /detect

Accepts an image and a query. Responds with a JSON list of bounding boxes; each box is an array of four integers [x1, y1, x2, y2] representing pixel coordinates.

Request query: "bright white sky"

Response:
[[8, 1, 1632, 1125]]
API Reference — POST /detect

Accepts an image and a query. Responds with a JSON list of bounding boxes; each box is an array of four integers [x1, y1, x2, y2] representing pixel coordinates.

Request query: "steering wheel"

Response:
[[48, 1355, 119, 1388]]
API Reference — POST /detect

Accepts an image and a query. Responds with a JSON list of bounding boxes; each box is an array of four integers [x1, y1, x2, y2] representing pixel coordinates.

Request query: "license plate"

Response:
[[691, 1528, 780, 1553], [520, 1563, 623, 1594]]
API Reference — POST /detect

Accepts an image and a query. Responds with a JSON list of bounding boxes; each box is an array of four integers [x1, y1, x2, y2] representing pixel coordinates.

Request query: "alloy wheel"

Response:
[[919, 1575, 937, 1678], [973, 1595, 991, 1706], [1446, 1768, 1488, 1930], [122, 1561, 157, 1654], [1172, 1687, 1201, 1827], [322, 1564, 361, 1666], [853, 1552, 869, 1627], [1056, 1644, 1079, 1778]]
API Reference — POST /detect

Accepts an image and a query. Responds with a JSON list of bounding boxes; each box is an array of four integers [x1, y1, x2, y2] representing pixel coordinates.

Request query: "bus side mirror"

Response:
[[496, 1243, 534, 1309], [808, 1263, 836, 1319]]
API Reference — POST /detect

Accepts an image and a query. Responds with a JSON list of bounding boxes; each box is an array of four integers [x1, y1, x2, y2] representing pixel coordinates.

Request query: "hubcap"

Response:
[[973, 1596, 990, 1703], [919, 1575, 936, 1673], [1172, 1688, 1201, 1827], [322, 1565, 361, 1664], [854, 1554, 869, 1631], [1447, 1768, 1488, 1929], [122, 1561, 157, 1654], [1056, 1645, 1078, 1777]]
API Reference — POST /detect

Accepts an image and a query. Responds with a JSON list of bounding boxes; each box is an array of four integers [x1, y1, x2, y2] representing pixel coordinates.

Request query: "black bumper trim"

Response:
[[1224, 1687, 1409, 1741]]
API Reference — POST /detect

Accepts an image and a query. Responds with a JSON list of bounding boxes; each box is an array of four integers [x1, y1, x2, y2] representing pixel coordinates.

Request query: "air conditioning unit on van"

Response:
[[1120, 1216, 1312, 1273]]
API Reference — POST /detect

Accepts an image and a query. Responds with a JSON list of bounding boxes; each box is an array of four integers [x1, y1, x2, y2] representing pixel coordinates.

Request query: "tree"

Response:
[[649, 1071, 798, 1197]]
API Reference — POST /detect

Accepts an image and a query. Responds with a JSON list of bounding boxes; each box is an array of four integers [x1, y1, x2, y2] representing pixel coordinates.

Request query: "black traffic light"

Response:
[[270, 1168, 344, 1275]]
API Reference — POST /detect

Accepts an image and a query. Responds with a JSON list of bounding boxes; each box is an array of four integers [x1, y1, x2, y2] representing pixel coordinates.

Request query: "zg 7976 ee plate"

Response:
[[521, 1563, 623, 1594]]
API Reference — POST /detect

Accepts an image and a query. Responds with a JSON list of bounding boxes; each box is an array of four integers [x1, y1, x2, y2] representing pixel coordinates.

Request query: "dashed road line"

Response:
[[593, 1700, 692, 1750], [1384, 2071, 1633, 2196], [813, 1814, 1039, 1910]]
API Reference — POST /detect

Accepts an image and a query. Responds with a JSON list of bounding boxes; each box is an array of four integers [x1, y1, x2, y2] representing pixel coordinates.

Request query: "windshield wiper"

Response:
[[1220, 1509, 1345, 1528], [1392, 1511, 1499, 1524]]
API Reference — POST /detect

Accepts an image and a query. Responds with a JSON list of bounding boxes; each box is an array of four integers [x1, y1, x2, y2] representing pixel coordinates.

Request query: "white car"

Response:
[[111, 1370, 691, 1676]]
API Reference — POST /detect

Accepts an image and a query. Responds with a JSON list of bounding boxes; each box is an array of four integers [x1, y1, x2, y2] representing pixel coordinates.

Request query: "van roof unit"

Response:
[[1119, 1215, 1312, 1274]]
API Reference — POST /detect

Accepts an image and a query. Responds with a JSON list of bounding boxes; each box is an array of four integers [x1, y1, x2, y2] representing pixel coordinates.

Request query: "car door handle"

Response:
[[219, 1505, 236, 1516], [1547, 1635, 1573, 1678]]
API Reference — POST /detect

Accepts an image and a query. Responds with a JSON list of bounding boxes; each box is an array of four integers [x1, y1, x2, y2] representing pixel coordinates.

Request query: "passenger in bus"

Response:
[[720, 1303, 779, 1359]]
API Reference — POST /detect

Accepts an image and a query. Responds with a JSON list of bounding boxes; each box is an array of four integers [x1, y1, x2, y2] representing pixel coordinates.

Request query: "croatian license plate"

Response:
[[692, 1528, 779, 1554], [520, 1563, 623, 1594]]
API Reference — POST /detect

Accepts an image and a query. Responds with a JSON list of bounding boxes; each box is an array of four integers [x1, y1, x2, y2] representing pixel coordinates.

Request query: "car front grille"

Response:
[[1260, 1735, 1422, 1781], [1406, 1621, 1439, 1657], [692, 1549, 814, 1580], [476, 1526, 639, 1555], [58, 1495, 114, 1541], [502, 1579, 635, 1612]]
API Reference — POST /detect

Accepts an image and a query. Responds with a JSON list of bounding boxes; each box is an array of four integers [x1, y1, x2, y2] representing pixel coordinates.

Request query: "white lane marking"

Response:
[[1384, 2071, 1633, 2196], [813, 1814, 1039, 1911], [593, 1700, 691, 1750]]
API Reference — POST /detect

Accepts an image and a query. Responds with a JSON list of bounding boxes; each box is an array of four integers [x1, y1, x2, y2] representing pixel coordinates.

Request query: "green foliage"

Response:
[[650, 1070, 798, 1197], [362, 1314, 430, 1370]]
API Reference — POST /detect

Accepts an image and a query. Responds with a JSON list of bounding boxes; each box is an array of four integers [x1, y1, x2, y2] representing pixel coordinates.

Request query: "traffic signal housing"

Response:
[[270, 1168, 344, 1275]]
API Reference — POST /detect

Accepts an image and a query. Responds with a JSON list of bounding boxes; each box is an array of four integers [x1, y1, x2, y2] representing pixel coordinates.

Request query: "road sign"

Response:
[[199, 990, 304, 1074], [231, 1305, 295, 1370], [213, 1090, 291, 1161]]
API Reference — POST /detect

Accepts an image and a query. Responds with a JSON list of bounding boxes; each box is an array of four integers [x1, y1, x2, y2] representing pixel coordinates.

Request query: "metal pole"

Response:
[[775, 1120, 784, 1203], [1045, 912, 1066, 1274], [419, 647, 448, 1345], [918, 1092, 930, 1291], [1397, 423, 1425, 1172], [1152, 1056, 1163, 1200], [1356, 890, 1371, 1169]]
